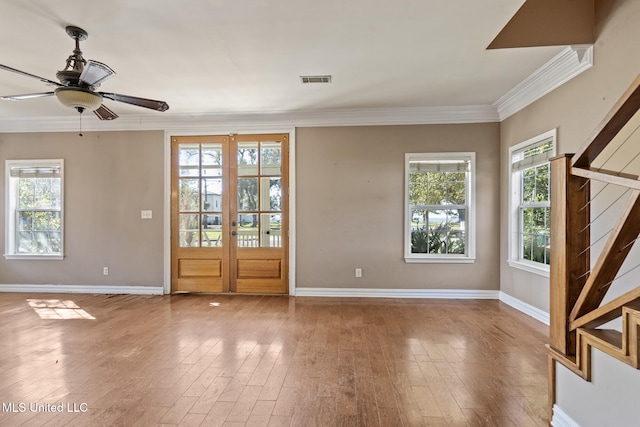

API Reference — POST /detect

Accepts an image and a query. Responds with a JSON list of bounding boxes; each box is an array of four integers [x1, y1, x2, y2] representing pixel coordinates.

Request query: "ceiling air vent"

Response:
[[300, 75, 332, 84]]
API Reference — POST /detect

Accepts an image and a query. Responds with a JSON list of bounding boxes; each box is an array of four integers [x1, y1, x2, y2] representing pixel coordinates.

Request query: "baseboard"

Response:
[[499, 291, 550, 325], [551, 405, 581, 427], [294, 287, 500, 299], [0, 284, 164, 295]]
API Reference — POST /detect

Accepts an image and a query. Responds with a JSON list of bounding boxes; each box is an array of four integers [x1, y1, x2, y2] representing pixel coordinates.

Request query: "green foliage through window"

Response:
[[520, 164, 551, 265], [408, 157, 470, 256], [7, 160, 63, 257]]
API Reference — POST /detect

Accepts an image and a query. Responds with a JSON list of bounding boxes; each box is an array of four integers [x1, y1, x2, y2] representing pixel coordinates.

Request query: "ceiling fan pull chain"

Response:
[[78, 111, 83, 137]]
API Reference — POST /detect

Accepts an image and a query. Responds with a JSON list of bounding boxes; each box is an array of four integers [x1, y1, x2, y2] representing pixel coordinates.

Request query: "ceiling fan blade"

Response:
[[80, 60, 116, 88], [93, 104, 119, 121], [0, 92, 55, 101], [0, 64, 61, 87], [99, 92, 169, 112]]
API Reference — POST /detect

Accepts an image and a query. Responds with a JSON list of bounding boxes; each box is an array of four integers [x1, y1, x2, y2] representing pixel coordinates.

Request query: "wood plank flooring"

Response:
[[0, 293, 549, 426]]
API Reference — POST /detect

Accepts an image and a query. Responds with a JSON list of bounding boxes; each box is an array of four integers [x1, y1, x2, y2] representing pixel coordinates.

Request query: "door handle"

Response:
[[231, 231, 237, 236]]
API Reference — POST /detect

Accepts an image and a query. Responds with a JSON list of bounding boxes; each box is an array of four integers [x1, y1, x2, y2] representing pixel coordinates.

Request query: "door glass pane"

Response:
[[178, 144, 200, 177], [179, 214, 200, 247], [202, 178, 222, 212], [202, 143, 223, 177], [238, 178, 258, 211], [261, 141, 282, 175], [237, 214, 258, 247], [238, 142, 259, 176], [260, 177, 281, 211], [179, 179, 199, 212], [260, 213, 282, 248], [201, 214, 222, 247]]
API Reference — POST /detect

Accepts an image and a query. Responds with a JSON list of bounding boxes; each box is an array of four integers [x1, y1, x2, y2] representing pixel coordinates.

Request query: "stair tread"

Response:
[[584, 328, 622, 349]]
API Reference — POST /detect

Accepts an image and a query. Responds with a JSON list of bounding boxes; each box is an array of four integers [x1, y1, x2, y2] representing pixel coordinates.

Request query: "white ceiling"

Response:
[[0, 0, 565, 123]]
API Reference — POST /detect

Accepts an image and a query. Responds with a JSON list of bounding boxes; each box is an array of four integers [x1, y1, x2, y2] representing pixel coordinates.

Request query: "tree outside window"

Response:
[[508, 129, 555, 274], [405, 153, 475, 263], [520, 163, 550, 264], [5, 159, 64, 259]]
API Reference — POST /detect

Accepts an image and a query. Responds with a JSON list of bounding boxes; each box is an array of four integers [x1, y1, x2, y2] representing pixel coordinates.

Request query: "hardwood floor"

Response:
[[0, 293, 549, 426]]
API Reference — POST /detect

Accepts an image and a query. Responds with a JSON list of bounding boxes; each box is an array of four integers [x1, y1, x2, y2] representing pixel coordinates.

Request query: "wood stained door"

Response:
[[171, 134, 288, 294]]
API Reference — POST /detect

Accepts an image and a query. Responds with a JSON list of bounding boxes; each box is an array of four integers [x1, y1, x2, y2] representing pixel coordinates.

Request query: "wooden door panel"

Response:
[[171, 134, 288, 294], [175, 279, 224, 293], [231, 134, 289, 294], [236, 259, 281, 279], [236, 279, 287, 294], [171, 136, 230, 293], [179, 258, 222, 277]]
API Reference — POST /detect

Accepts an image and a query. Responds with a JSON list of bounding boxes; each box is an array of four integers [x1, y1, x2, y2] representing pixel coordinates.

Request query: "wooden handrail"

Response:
[[571, 166, 640, 190], [572, 74, 640, 168]]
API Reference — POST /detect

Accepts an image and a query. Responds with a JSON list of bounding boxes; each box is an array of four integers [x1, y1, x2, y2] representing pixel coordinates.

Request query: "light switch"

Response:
[[141, 210, 153, 219]]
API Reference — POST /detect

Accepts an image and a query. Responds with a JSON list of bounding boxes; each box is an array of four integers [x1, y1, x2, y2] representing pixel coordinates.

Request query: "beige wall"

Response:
[[295, 124, 500, 290], [0, 124, 500, 293], [0, 130, 165, 287], [499, 1, 640, 424], [499, 0, 640, 312]]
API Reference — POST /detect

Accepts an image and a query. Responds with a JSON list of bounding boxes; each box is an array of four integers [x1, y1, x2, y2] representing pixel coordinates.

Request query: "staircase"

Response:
[[547, 74, 640, 418]]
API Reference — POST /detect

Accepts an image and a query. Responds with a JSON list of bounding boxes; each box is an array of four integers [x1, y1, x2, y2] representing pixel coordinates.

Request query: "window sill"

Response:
[[4, 254, 64, 261], [507, 259, 549, 277], [405, 257, 476, 264]]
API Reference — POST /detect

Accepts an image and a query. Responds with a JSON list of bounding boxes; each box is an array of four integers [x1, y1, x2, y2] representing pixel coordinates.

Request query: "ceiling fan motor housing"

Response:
[[56, 27, 89, 86]]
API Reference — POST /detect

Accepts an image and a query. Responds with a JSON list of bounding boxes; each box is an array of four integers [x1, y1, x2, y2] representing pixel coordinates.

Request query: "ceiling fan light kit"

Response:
[[0, 25, 169, 121], [55, 87, 103, 112]]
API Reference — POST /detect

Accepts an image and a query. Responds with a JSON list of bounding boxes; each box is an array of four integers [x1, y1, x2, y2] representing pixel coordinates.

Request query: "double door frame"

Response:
[[161, 130, 296, 295]]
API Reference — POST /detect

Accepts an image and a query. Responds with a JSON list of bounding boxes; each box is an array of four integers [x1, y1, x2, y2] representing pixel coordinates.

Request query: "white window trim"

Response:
[[404, 152, 476, 263], [508, 129, 556, 276], [4, 159, 65, 260]]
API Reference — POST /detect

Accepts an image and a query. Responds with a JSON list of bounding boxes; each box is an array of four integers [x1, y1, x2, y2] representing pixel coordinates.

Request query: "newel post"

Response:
[[549, 154, 590, 356]]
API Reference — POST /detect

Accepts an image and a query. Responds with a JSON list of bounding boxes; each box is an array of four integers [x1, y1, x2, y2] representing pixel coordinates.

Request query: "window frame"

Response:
[[4, 159, 65, 260], [404, 152, 476, 263], [508, 129, 556, 276]]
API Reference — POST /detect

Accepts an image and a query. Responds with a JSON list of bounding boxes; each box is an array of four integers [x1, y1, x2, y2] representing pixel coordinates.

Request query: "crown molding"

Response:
[[0, 45, 592, 133], [0, 104, 500, 133], [494, 44, 593, 120]]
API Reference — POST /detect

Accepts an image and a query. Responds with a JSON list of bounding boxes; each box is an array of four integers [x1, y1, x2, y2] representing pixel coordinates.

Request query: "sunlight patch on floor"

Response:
[[27, 299, 96, 320]]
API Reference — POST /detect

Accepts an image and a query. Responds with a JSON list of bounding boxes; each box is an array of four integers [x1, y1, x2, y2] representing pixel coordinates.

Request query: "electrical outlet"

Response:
[[355, 268, 362, 278], [103, 267, 109, 276]]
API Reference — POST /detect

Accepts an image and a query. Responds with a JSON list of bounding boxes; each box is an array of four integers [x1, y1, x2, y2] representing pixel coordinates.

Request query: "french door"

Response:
[[171, 134, 288, 293]]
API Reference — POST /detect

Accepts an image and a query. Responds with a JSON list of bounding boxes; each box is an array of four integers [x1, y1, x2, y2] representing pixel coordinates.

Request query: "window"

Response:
[[508, 130, 556, 275], [405, 152, 475, 263], [5, 159, 64, 260]]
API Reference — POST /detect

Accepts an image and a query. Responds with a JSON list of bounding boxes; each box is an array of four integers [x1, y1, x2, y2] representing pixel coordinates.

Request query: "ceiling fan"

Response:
[[0, 25, 169, 120]]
